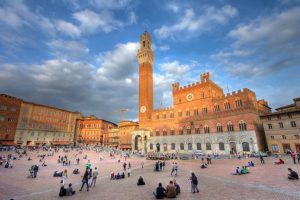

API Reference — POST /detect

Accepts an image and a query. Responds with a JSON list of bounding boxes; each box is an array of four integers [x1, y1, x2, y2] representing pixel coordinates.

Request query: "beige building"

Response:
[[108, 128, 120, 148], [119, 121, 139, 150], [260, 98, 300, 154], [15, 101, 81, 146]]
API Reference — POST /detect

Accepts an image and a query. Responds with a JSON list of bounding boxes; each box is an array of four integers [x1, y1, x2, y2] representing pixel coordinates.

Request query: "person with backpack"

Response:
[[190, 172, 199, 193]]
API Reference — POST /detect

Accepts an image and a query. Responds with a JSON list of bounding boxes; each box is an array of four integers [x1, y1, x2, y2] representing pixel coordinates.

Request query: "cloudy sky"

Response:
[[0, 0, 300, 123]]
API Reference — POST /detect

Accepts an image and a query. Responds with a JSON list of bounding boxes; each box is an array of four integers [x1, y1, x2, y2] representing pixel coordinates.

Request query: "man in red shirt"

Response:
[[291, 152, 296, 164]]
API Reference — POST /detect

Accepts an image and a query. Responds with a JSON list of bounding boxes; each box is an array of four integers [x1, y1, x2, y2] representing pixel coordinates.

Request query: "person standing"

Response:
[[33, 165, 39, 178], [141, 160, 144, 168], [90, 167, 98, 187], [127, 167, 131, 177], [190, 172, 199, 193], [62, 169, 68, 189], [260, 154, 265, 164], [80, 170, 89, 192], [291, 152, 296, 164], [297, 153, 300, 163], [123, 162, 127, 171], [171, 162, 175, 176]]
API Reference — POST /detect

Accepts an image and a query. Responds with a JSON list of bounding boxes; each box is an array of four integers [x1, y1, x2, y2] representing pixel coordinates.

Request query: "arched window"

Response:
[[195, 127, 200, 134], [236, 99, 243, 108], [216, 123, 223, 133], [227, 122, 234, 132], [239, 120, 247, 131], [163, 143, 168, 152], [204, 125, 210, 133], [162, 128, 167, 136], [194, 108, 199, 116], [170, 128, 175, 135], [180, 143, 184, 150], [186, 126, 191, 134], [150, 143, 153, 150], [171, 143, 176, 150], [242, 142, 250, 152], [179, 127, 183, 135], [214, 104, 220, 112], [202, 106, 208, 114], [156, 129, 160, 136], [196, 143, 202, 150], [188, 143, 193, 150], [224, 101, 231, 110], [206, 143, 211, 150], [186, 110, 190, 117], [219, 142, 225, 151], [170, 112, 174, 118]]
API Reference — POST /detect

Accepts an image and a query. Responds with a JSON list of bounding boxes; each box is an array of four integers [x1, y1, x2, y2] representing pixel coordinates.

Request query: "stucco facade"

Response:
[[261, 98, 300, 154]]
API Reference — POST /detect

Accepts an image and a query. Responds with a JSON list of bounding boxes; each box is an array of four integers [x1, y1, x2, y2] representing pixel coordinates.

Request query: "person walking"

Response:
[[127, 167, 131, 177], [80, 170, 89, 192], [297, 153, 300, 163], [171, 162, 175, 176], [141, 161, 144, 168], [190, 172, 199, 193], [90, 167, 98, 187]]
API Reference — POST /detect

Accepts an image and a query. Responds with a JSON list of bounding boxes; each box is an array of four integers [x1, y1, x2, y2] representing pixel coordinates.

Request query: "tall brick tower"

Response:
[[137, 31, 154, 126]]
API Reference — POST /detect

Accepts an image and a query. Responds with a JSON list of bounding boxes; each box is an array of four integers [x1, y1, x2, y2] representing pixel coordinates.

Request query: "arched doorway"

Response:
[[230, 142, 237, 154], [134, 135, 142, 152], [156, 143, 160, 152]]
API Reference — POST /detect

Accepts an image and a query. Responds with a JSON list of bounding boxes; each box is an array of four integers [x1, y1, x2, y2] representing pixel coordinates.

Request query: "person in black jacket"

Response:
[[137, 176, 145, 185], [190, 172, 199, 193], [153, 182, 166, 199], [79, 170, 89, 191], [288, 168, 299, 180]]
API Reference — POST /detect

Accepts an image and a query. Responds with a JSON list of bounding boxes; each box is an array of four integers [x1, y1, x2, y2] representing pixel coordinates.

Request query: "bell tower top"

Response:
[[137, 31, 154, 65]]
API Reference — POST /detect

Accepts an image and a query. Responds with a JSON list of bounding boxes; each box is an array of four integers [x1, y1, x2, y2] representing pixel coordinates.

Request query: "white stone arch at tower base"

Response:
[[131, 129, 151, 154]]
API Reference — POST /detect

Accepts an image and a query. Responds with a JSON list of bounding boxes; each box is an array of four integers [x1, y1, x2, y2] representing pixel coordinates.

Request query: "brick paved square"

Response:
[[1, 150, 300, 200]]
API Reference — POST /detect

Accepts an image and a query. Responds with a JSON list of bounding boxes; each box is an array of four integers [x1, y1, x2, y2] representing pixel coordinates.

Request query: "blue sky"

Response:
[[0, 0, 300, 123]]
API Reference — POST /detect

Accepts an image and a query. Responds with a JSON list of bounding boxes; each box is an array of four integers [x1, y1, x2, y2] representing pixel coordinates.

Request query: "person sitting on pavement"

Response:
[[137, 176, 145, 185], [153, 182, 166, 199], [288, 168, 299, 180], [274, 158, 285, 165], [166, 180, 176, 198], [241, 166, 249, 174], [66, 183, 76, 196], [201, 163, 208, 169], [173, 179, 181, 195], [232, 167, 241, 175], [121, 172, 125, 179]]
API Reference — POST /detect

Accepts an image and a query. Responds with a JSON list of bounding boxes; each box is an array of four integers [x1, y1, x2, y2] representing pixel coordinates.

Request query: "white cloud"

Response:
[[87, 0, 132, 9], [159, 61, 191, 75], [0, 0, 55, 33], [55, 20, 81, 37], [166, 3, 180, 13], [73, 9, 133, 34], [97, 42, 139, 79], [154, 5, 238, 39], [47, 40, 89, 59], [212, 6, 300, 78], [159, 45, 170, 51]]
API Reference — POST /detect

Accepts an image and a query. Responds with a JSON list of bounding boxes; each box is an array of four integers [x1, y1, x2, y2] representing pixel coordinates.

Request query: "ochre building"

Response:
[[75, 116, 117, 145], [261, 98, 300, 154], [132, 31, 271, 155], [108, 127, 120, 148], [15, 100, 81, 146], [0, 94, 22, 146], [118, 121, 139, 151]]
